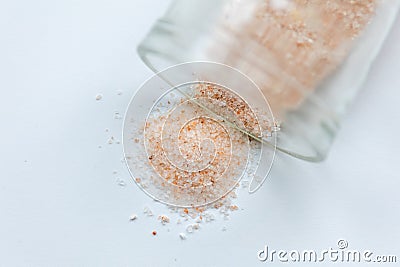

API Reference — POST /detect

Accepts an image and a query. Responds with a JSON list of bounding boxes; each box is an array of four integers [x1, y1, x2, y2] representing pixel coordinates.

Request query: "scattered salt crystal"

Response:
[[114, 112, 122, 120], [186, 225, 194, 233], [179, 210, 187, 217], [108, 136, 114, 144], [143, 206, 154, 217], [116, 90, 123, 95], [179, 233, 187, 240], [129, 214, 138, 221], [192, 223, 200, 230], [95, 94, 103, 101], [117, 179, 126, 187], [230, 205, 239, 211], [158, 215, 170, 225]]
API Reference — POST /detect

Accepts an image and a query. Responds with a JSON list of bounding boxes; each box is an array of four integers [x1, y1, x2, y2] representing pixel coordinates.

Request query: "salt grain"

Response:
[[143, 206, 154, 217], [114, 112, 122, 120], [230, 205, 239, 211], [158, 215, 170, 225], [179, 233, 187, 240], [186, 225, 194, 233], [95, 94, 103, 101], [108, 136, 114, 144], [117, 179, 126, 187]]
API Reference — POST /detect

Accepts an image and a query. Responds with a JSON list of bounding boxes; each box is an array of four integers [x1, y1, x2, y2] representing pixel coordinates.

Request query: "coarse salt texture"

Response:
[[212, 0, 377, 118], [126, 82, 272, 208]]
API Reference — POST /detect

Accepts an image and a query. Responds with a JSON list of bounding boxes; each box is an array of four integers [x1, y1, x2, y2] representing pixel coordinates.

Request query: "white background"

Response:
[[0, 0, 399, 266]]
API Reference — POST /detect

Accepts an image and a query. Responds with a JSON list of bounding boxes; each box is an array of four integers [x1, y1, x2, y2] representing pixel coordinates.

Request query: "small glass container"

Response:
[[137, 0, 400, 161]]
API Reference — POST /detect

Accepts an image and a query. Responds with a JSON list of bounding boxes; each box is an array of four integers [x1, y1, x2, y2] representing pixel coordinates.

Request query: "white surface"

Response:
[[1, 1, 400, 266]]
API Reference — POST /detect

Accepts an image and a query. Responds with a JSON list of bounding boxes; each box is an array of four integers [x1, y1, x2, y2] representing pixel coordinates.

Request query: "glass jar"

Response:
[[137, 0, 400, 162]]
